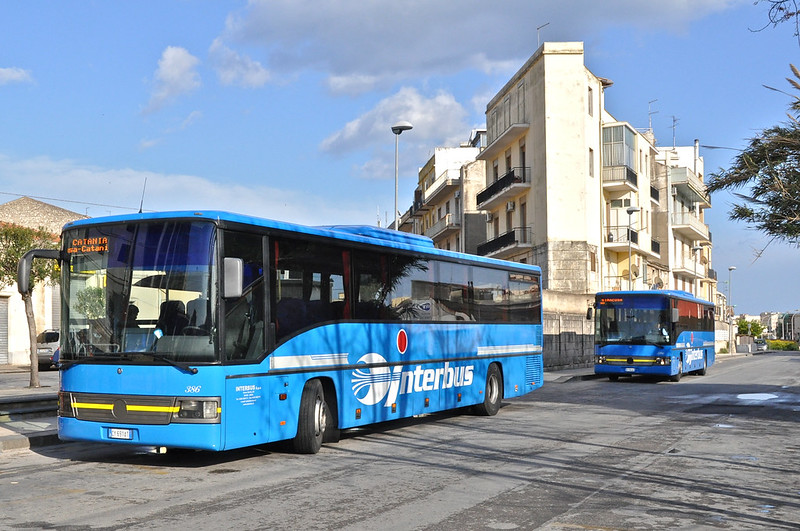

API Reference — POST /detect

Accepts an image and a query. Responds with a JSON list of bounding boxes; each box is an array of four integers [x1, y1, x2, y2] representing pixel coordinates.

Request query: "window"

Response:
[[505, 150, 512, 174], [588, 86, 593, 116], [589, 147, 594, 178], [517, 82, 526, 121], [272, 238, 347, 342], [602, 125, 635, 169]]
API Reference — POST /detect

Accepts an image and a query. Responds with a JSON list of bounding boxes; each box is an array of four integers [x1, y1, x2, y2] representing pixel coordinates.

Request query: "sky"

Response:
[[0, 0, 798, 317]]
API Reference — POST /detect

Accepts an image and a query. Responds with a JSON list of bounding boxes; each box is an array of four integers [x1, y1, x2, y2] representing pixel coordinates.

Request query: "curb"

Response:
[[0, 430, 60, 452]]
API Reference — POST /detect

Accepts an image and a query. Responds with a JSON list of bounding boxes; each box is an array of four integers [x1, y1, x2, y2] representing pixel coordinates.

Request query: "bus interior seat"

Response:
[[157, 300, 189, 335]]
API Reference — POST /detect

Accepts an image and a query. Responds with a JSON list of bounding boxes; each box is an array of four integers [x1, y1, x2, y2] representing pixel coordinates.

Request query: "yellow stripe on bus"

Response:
[[73, 402, 179, 413], [72, 402, 113, 410]]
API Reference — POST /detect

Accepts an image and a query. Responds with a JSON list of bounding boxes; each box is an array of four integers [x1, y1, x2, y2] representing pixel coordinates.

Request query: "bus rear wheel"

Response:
[[697, 353, 708, 376], [475, 363, 503, 416], [292, 379, 327, 454]]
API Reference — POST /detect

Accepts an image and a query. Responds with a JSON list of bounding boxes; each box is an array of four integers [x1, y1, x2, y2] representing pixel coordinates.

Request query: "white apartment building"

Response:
[[472, 42, 715, 301], [399, 130, 488, 254]]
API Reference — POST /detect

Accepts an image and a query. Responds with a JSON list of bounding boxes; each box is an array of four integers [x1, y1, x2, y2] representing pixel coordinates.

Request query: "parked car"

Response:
[[36, 329, 60, 369], [754, 338, 768, 352]]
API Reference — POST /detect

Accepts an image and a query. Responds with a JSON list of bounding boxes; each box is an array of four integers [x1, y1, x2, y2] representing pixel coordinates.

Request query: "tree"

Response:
[[737, 318, 765, 337], [706, 65, 800, 247], [0, 224, 59, 387], [754, 0, 800, 44]]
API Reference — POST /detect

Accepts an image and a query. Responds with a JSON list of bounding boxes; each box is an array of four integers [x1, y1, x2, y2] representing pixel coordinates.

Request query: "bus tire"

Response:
[[475, 363, 503, 416], [670, 357, 683, 382], [292, 379, 327, 454], [697, 353, 708, 376]]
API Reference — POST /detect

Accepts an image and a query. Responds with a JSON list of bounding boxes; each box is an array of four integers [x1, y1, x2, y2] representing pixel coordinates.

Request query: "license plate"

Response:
[[109, 428, 132, 440], [625, 368, 636, 372]]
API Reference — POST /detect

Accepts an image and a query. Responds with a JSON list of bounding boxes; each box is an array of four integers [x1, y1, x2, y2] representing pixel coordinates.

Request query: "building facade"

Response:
[[473, 42, 715, 302]]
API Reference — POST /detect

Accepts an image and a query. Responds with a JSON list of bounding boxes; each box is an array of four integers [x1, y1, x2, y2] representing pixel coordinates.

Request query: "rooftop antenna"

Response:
[[376, 206, 381, 227], [537, 22, 550, 47], [648, 99, 658, 133], [138, 177, 147, 213], [671, 116, 679, 148]]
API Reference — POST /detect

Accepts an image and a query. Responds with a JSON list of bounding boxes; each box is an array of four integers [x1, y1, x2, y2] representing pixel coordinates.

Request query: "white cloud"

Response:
[[321, 87, 468, 154], [142, 46, 201, 114], [209, 38, 270, 88], [320, 87, 469, 181], [220, 0, 744, 94], [0, 67, 33, 85]]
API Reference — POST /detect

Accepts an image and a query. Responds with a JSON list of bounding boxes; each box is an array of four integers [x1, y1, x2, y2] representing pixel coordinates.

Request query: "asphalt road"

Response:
[[1, 352, 798, 530]]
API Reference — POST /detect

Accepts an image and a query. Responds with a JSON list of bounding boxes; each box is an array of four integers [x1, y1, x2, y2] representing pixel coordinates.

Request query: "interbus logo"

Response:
[[351, 353, 474, 407]]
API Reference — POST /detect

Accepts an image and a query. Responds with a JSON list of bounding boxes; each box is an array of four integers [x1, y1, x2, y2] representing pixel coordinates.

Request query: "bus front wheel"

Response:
[[292, 379, 327, 454], [670, 358, 683, 382], [697, 353, 708, 376], [475, 363, 503, 416]]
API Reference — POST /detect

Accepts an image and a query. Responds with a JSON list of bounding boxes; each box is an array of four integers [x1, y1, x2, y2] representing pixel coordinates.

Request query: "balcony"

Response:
[[425, 213, 461, 240], [477, 122, 530, 161], [477, 227, 533, 259], [650, 185, 660, 204], [604, 225, 638, 252], [672, 212, 710, 242], [476, 167, 531, 210], [602, 165, 638, 194], [670, 167, 711, 208], [673, 256, 705, 280], [424, 169, 461, 205]]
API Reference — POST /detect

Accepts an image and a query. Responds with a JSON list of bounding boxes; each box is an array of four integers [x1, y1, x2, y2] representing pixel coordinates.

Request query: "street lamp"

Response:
[[391, 121, 413, 231], [728, 265, 736, 351], [692, 245, 703, 297], [626, 206, 640, 290]]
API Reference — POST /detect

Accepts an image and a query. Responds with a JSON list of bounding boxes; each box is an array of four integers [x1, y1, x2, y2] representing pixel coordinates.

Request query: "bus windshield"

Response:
[[62, 220, 217, 364], [595, 296, 671, 346]]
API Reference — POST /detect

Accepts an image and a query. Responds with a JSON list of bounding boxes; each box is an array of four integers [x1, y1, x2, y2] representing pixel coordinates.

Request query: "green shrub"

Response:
[[767, 340, 799, 351]]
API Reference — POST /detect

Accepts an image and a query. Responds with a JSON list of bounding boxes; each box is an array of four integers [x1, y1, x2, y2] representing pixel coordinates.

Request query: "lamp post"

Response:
[[391, 121, 413, 231], [626, 206, 640, 290], [728, 265, 736, 351], [692, 245, 703, 297]]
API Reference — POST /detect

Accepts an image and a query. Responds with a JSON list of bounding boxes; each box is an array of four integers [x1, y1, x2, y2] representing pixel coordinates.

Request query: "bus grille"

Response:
[[65, 393, 176, 425], [525, 355, 543, 386]]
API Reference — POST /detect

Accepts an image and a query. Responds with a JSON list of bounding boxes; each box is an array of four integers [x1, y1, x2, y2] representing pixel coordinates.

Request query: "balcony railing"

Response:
[[602, 166, 638, 189], [650, 186, 660, 203], [477, 227, 533, 257], [476, 167, 530, 207], [425, 213, 460, 239], [605, 226, 638, 245]]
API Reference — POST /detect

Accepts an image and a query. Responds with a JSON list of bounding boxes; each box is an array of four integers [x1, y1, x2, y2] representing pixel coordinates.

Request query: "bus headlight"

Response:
[[654, 357, 670, 366], [595, 356, 606, 364], [173, 398, 220, 423]]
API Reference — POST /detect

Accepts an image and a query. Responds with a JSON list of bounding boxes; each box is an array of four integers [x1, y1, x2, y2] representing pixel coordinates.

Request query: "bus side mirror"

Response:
[[223, 257, 243, 299], [17, 249, 60, 295], [586, 307, 593, 320], [671, 308, 680, 323]]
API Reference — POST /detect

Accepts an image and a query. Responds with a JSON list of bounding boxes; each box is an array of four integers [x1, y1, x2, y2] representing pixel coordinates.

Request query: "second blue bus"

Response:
[[593, 290, 715, 382]]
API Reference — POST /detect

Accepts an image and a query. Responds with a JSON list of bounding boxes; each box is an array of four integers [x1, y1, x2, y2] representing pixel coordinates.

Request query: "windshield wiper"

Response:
[[133, 352, 199, 374]]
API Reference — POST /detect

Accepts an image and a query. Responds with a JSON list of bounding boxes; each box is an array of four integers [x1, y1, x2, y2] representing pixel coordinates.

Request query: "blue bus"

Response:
[[593, 290, 715, 382], [19, 211, 543, 453]]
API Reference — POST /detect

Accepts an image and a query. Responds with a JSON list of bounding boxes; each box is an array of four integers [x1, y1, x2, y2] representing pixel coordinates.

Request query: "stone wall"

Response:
[[542, 289, 595, 370]]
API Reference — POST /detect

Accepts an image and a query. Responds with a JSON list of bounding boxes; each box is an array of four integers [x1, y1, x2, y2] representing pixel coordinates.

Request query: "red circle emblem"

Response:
[[397, 329, 408, 355]]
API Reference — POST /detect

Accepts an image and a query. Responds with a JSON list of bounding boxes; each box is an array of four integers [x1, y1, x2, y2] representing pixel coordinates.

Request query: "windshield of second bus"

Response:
[[62, 220, 217, 364], [595, 298, 671, 346]]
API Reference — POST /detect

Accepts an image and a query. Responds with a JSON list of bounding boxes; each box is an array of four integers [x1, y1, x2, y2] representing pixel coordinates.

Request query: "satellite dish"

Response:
[[631, 264, 640, 277], [654, 276, 664, 289]]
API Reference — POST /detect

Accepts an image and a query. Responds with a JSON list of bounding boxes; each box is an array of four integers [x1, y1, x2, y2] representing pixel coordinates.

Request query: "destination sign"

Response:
[[67, 237, 108, 254]]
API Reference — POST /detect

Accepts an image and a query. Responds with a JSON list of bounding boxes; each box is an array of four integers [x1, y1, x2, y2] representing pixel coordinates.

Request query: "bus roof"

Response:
[[63, 210, 541, 273], [595, 290, 714, 306]]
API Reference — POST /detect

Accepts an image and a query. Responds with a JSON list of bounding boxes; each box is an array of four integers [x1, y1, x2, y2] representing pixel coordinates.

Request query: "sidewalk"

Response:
[[0, 365, 59, 451]]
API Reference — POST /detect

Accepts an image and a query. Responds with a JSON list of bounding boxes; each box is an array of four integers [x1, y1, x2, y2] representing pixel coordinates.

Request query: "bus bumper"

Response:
[[58, 417, 223, 451]]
